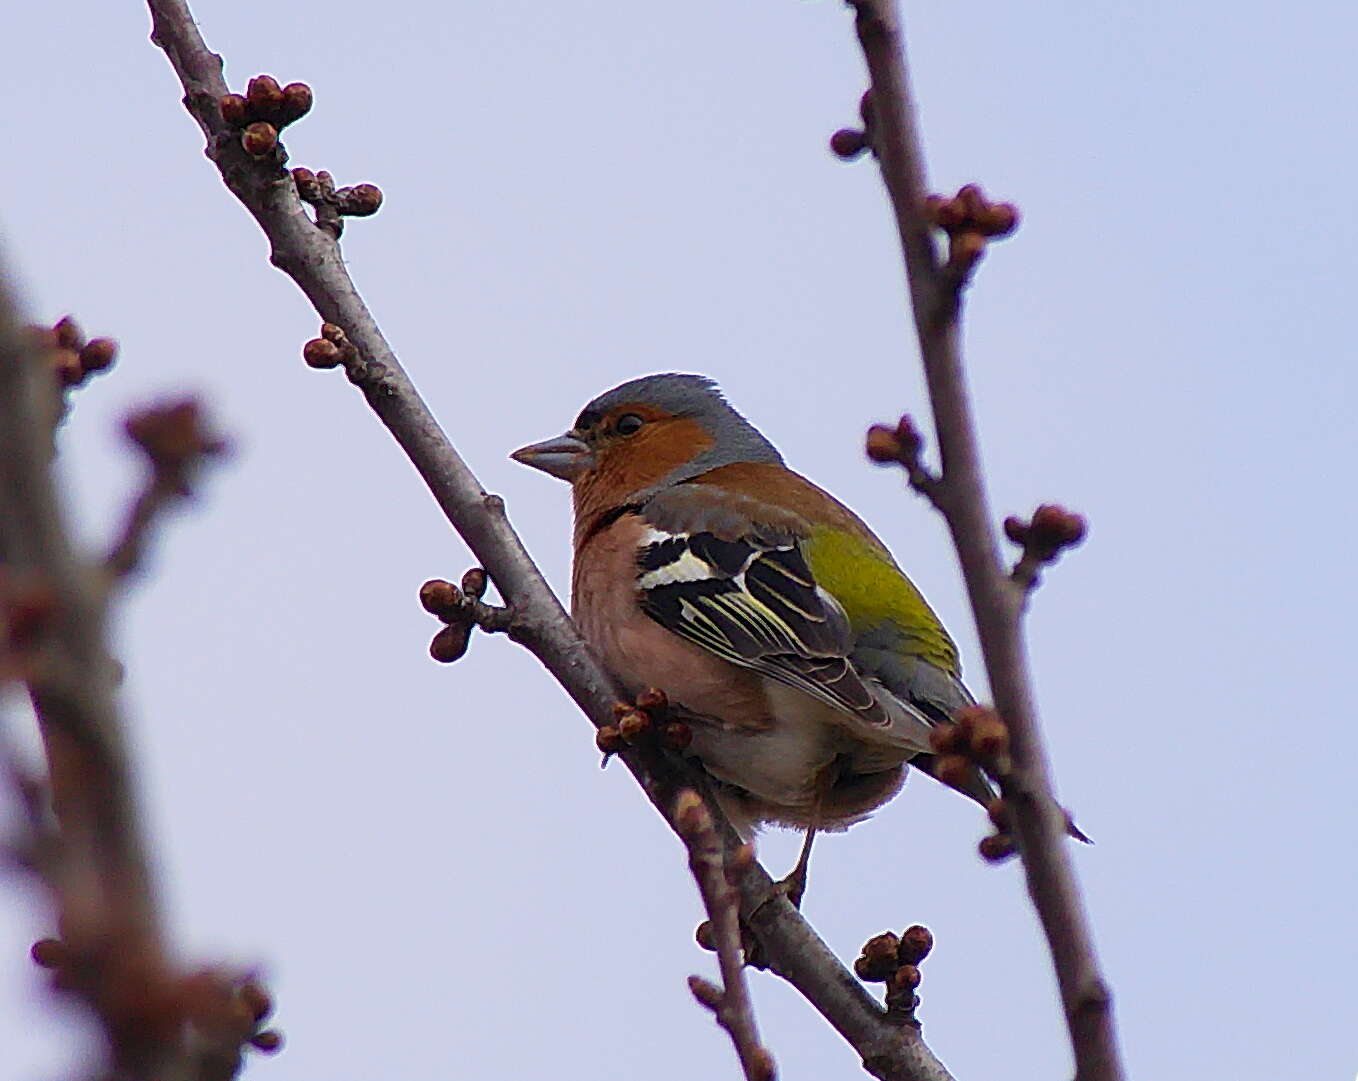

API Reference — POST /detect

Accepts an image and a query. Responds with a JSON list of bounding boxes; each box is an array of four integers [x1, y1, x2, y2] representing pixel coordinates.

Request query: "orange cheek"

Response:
[[573, 418, 714, 523]]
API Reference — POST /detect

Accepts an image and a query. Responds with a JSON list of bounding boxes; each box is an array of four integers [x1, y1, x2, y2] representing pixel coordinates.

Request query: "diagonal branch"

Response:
[[846, 2, 1126, 1079], [144, 3, 955, 1079]]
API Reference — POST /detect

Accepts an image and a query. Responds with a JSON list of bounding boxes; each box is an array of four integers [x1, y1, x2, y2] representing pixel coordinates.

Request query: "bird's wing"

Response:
[[636, 484, 937, 754]]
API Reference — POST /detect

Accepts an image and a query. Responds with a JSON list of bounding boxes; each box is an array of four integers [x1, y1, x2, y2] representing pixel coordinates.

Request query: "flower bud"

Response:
[[219, 94, 249, 126], [429, 623, 470, 663], [302, 338, 341, 369], [241, 121, 278, 157]]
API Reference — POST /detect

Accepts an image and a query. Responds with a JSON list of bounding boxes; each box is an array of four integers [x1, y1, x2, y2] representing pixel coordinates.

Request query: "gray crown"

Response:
[[576, 373, 784, 486]]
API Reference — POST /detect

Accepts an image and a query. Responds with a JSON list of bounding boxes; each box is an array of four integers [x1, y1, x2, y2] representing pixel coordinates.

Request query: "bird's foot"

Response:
[[774, 866, 808, 910]]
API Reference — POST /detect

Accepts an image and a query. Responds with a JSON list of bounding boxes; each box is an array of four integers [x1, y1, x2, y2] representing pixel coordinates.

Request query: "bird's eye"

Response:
[[615, 413, 644, 436]]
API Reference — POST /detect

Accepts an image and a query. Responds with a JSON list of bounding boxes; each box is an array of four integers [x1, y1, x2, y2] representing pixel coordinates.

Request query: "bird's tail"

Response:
[[910, 751, 1092, 844]]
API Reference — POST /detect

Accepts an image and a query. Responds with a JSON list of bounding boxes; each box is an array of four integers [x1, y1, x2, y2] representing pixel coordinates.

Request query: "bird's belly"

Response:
[[573, 577, 907, 831]]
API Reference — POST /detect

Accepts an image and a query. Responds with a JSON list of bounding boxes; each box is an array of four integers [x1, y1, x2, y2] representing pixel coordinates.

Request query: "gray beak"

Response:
[[510, 433, 594, 481]]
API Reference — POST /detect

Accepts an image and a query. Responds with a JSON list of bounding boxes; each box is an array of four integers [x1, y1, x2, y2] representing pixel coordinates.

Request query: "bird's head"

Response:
[[512, 374, 783, 520]]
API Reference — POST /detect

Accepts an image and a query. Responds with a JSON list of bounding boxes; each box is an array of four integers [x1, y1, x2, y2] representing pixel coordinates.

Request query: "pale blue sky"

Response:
[[3, 2, 1355, 1080]]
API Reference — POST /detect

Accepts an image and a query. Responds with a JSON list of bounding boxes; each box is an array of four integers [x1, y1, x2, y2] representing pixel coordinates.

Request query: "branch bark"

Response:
[[847, 3, 1126, 1079], [144, 3, 956, 1079]]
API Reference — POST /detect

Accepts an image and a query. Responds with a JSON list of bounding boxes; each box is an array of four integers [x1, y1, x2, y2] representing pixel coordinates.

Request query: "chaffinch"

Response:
[[513, 373, 995, 889]]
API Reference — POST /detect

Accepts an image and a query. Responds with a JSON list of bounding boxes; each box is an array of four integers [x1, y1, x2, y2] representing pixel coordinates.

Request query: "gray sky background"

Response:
[[3, 2, 1355, 1079]]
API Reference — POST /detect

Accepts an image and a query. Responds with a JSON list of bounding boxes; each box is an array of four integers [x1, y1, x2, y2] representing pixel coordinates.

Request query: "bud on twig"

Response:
[[429, 623, 470, 663], [219, 94, 249, 125], [688, 974, 724, 1011], [241, 122, 278, 157], [830, 128, 869, 160], [302, 338, 341, 369], [246, 75, 284, 119], [595, 725, 627, 755], [278, 83, 314, 125], [897, 925, 933, 965], [978, 832, 1018, 863], [460, 568, 488, 600]]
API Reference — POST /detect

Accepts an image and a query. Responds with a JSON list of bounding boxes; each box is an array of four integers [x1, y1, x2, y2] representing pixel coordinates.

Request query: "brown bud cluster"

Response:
[[303, 322, 360, 371], [930, 705, 1010, 769], [124, 399, 229, 485], [617, 709, 650, 742], [865, 414, 926, 467], [603, 686, 676, 752], [830, 128, 869, 160], [420, 577, 482, 663], [830, 89, 876, 161], [922, 183, 1021, 276], [930, 707, 1021, 862], [855, 923, 935, 1017], [33, 316, 119, 390], [596, 725, 627, 755], [853, 932, 901, 981], [218, 75, 314, 132], [1005, 504, 1088, 562], [290, 167, 384, 236]]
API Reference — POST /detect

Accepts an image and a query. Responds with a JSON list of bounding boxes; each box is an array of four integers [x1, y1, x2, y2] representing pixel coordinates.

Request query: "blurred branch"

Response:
[[144, 2, 957, 1078], [846, 2, 1125, 1079], [0, 262, 273, 1077]]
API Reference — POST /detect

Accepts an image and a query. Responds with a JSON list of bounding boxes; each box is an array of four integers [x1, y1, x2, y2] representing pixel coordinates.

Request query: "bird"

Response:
[[512, 373, 999, 899]]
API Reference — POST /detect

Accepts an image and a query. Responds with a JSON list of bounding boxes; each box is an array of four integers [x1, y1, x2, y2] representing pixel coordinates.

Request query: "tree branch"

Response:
[[847, 3, 1126, 1079], [144, 3, 956, 1079], [677, 791, 776, 1081], [0, 264, 276, 1079]]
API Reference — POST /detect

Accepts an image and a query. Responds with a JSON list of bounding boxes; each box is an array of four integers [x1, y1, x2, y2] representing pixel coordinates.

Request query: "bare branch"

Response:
[[677, 791, 775, 1081], [0, 264, 275, 1078], [144, 3, 957, 1078], [846, 2, 1126, 1078]]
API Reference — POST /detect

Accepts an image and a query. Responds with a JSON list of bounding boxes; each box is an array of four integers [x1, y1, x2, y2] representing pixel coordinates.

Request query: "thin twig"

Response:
[[847, 3, 1126, 1079], [677, 792, 775, 1081], [105, 473, 183, 580], [144, 4, 956, 1079]]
